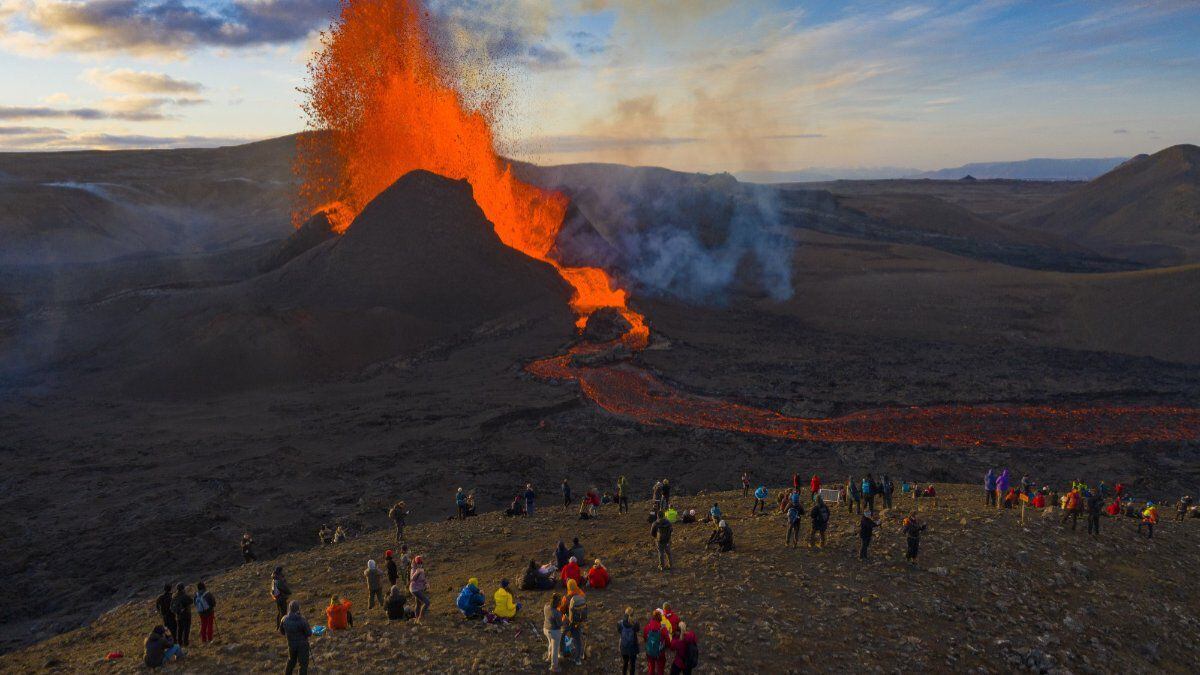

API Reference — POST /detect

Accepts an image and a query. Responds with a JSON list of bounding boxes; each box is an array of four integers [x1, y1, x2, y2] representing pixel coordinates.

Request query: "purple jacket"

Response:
[[995, 470, 1010, 493]]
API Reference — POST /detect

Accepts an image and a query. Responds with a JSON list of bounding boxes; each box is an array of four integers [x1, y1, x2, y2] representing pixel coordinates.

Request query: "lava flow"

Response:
[[527, 355, 1200, 450], [295, 0, 647, 347]]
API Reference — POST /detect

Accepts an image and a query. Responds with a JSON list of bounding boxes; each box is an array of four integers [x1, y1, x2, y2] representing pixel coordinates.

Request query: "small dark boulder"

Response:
[[581, 307, 633, 343]]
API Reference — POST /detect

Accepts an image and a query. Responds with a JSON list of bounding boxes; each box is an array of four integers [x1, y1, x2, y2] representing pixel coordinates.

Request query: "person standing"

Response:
[[271, 567, 291, 625], [669, 621, 699, 675], [456, 488, 469, 520], [786, 501, 804, 548], [278, 600, 311, 675], [1178, 495, 1194, 522], [661, 479, 672, 509], [566, 584, 589, 666], [995, 470, 1010, 511], [1086, 490, 1104, 536], [1138, 502, 1159, 538], [562, 479, 573, 508], [617, 606, 640, 675], [365, 559, 386, 610], [881, 474, 895, 510], [752, 485, 768, 515], [171, 583, 192, 647], [544, 593, 563, 673], [241, 533, 255, 563], [810, 474, 821, 501], [652, 480, 664, 513], [388, 501, 408, 542], [409, 556, 430, 622], [194, 581, 217, 644], [741, 472, 750, 497], [809, 495, 830, 548], [861, 475, 875, 513], [651, 511, 673, 571], [792, 472, 801, 491], [859, 510, 880, 560], [984, 469, 996, 507], [385, 550, 399, 587], [155, 584, 177, 640], [847, 477, 862, 514], [901, 513, 926, 563], [617, 475, 630, 514], [644, 610, 670, 675], [524, 483, 537, 517]]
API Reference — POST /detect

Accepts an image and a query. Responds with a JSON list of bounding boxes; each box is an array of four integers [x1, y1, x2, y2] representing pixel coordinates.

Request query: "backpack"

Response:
[[271, 579, 282, 599], [619, 621, 638, 653], [562, 634, 576, 657], [684, 641, 700, 669], [568, 596, 588, 625], [194, 592, 211, 614], [645, 629, 664, 658]]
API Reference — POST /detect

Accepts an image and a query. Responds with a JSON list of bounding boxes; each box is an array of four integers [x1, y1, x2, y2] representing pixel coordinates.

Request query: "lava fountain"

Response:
[[295, 0, 647, 346]]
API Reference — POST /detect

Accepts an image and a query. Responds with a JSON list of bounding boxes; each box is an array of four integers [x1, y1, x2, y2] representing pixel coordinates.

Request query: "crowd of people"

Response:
[[135, 469, 1194, 672]]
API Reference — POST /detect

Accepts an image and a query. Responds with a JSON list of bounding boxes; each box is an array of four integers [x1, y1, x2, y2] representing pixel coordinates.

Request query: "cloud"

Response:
[[83, 67, 204, 94], [0, 97, 186, 121], [1112, 128, 1128, 134], [888, 5, 930, 22], [1, 0, 338, 57], [0, 126, 256, 150], [518, 134, 698, 154], [761, 133, 825, 140]]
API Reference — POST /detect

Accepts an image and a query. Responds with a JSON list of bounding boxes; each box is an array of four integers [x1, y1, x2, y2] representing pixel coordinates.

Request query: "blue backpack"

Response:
[[646, 629, 664, 658], [619, 621, 638, 653]]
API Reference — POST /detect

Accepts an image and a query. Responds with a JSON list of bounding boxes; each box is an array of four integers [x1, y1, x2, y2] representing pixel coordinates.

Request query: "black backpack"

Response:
[[684, 641, 699, 668]]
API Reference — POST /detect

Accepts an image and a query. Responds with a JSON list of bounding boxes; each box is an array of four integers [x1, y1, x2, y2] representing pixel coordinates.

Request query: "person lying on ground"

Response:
[[587, 559, 610, 589], [456, 578, 486, 619], [522, 559, 557, 590]]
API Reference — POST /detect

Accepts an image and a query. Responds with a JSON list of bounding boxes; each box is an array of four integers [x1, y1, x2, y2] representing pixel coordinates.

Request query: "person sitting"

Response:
[[522, 559, 556, 590], [560, 557, 582, 588], [493, 579, 520, 620], [570, 538, 586, 563], [326, 595, 352, 630], [707, 502, 722, 524], [1003, 488, 1018, 509], [332, 525, 348, 543], [505, 495, 525, 517], [664, 506, 679, 523], [385, 585, 408, 621], [1032, 492, 1047, 509], [601, 491, 614, 505], [680, 509, 697, 524], [578, 498, 592, 520], [318, 524, 333, 545], [586, 559, 610, 589], [143, 625, 183, 667], [706, 520, 734, 552], [922, 485, 938, 508], [555, 541, 571, 569], [456, 578, 486, 619]]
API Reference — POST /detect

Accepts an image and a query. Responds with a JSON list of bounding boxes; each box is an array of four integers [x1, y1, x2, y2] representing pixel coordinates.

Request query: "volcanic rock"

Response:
[[260, 210, 336, 272], [581, 306, 633, 343]]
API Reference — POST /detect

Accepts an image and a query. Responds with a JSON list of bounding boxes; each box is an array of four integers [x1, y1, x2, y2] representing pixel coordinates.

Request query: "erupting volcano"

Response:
[[296, 0, 647, 346]]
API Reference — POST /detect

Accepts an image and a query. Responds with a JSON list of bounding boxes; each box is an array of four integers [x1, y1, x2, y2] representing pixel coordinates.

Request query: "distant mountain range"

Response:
[[737, 156, 1132, 183]]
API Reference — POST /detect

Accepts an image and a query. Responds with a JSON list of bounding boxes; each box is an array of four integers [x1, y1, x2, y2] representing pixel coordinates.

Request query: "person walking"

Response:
[[544, 593, 563, 673], [810, 474, 821, 501], [651, 511, 673, 571], [388, 501, 408, 542], [809, 495, 830, 548], [194, 581, 216, 644], [171, 583, 192, 647], [409, 556, 430, 622], [364, 559, 386, 610], [155, 584, 177, 639], [858, 510, 880, 560], [241, 533, 255, 563], [525, 483, 537, 517], [271, 567, 291, 625], [617, 606, 640, 675], [902, 513, 926, 563], [278, 600, 311, 675], [752, 485, 768, 515], [984, 469, 996, 507]]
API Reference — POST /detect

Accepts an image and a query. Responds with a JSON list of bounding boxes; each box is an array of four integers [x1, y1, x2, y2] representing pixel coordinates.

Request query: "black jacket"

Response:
[[279, 613, 311, 648], [651, 517, 673, 545], [143, 630, 173, 667], [386, 594, 408, 620], [155, 592, 173, 620], [171, 591, 192, 617]]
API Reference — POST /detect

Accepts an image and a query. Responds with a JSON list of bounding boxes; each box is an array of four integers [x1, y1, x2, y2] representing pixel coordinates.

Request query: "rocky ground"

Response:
[[4, 484, 1197, 674]]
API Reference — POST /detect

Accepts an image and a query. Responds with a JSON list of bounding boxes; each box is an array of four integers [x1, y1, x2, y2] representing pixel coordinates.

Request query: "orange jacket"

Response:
[[326, 600, 351, 630]]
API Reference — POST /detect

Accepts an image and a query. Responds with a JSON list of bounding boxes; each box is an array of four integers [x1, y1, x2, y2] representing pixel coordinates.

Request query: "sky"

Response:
[[0, 0, 1197, 172]]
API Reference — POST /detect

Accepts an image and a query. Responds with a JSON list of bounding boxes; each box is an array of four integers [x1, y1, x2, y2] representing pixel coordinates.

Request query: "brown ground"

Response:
[[3, 485, 1197, 674]]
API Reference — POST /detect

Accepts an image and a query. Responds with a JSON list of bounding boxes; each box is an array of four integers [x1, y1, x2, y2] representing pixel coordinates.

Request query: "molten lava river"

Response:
[[301, 0, 1200, 451]]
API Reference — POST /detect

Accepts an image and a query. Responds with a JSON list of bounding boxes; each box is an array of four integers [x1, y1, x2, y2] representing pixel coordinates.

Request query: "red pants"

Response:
[[647, 655, 666, 674], [199, 613, 215, 643]]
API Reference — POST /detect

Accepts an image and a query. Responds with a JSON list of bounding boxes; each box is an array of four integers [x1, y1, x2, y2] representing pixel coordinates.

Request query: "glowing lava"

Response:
[[527, 355, 1200, 449], [295, 0, 647, 347]]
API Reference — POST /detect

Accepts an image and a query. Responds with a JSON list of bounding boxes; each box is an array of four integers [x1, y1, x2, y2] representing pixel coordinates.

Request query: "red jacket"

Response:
[[586, 565, 610, 589], [792, 473, 801, 488], [560, 561, 581, 587], [644, 620, 669, 656], [810, 475, 821, 494], [1032, 494, 1046, 508], [671, 631, 698, 668], [662, 609, 681, 635]]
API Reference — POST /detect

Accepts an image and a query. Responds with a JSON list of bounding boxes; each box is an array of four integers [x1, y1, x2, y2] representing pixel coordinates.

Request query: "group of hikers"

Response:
[[138, 468, 1193, 672]]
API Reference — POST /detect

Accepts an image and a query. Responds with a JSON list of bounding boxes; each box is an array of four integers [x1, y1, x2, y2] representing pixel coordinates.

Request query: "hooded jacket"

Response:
[[560, 560, 582, 587], [587, 565, 610, 589], [493, 587, 518, 618], [559, 579, 585, 614], [326, 599, 352, 630], [143, 628, 173, 667], [279, 609, 311, 649], [364, 561, 384, 590], [984, 469, 996, 491], [555, 543, 571, 569], [672, 630, 699, 669], [810, 475, 821, 494], [408, 565, 428, 593], [456, 581, 485, 616], [995, 470, 1010, 493]]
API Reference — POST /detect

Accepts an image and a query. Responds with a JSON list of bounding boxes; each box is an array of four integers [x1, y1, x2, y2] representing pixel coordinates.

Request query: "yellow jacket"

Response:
[[493, 587, 518, 618]]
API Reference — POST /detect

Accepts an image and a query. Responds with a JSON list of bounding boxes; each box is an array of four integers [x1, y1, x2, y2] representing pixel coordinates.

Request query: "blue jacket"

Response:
[[456, 584, 485, 616], [456, 491, 467, 506], [710, 506, 722, 520], [861, 480, 872, 496], [984, 470, 996, 491], [754, 487, 768, 500]]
